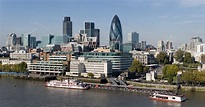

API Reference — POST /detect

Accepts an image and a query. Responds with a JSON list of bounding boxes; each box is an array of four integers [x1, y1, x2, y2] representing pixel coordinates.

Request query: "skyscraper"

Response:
[[6, 33, 17, 51], [63, 16, 72, 37], [21, 34, 31, 49], [128, 32, 139, 49], [79, 22, 100, 48], [109, 15, 123, 51], [157, 40, 165, 52], [166, 41, 173, 50], [190, 37, 203, 52]]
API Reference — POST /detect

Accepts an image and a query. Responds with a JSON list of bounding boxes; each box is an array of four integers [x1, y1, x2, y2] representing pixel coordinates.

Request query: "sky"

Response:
[[0, 0, 205, 48]]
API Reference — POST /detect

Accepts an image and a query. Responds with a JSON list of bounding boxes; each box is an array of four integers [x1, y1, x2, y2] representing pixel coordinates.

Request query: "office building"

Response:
[[68, 57, 112, 78], [79, 22, 100, 48], [166, 41, 173, 50], [128, 32, 139, 49], [141, 41, 146, 51], [190, 37, 203, 52], [63, 16, 72, 36], [21, 34, 31, 49], [157, 40, 165, 52], [6, 33, 17, 51], [109, 15, 123, 51]]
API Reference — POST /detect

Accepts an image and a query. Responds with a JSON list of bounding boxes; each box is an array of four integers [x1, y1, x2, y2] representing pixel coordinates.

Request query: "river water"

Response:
[[0, 77, 205, 107]]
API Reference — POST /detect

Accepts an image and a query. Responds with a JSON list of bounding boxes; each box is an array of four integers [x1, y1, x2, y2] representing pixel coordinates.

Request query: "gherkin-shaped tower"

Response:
[[109, 15, 123, 51]]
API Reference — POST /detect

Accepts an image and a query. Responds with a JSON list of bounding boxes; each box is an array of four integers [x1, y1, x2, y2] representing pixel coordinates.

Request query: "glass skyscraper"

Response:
[[109, 15, 123, 51], [63, 17, 72, 37]]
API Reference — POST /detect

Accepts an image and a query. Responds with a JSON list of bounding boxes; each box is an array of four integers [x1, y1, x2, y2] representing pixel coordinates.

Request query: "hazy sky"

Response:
[[0, 0, 205, 48]]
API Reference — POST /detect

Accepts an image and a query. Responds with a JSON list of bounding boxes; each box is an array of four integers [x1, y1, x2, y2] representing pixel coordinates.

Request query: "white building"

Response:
[[189, 37, 203, 52], [6, 33, 17, 51], [27, 61, 66, 75], [67, 57, 112, 78], [157, 40, 165, 52], [194, 43, 205, 62], [146, 71, 157, 81], [10, 50, 33, 60], [130, 50, 157, 65]]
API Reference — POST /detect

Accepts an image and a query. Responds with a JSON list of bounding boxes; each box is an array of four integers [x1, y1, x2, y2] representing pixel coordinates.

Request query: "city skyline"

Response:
[[0, 0, 205, 48]]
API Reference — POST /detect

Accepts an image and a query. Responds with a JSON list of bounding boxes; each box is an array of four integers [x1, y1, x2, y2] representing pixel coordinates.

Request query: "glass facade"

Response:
[[63, 17, 72, 37], [109, 15, 123, 51]]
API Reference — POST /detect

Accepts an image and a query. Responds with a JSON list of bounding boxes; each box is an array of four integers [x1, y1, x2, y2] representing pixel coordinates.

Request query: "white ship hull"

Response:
[[46, 79, 89, 90], [150, 92, 186, 102]]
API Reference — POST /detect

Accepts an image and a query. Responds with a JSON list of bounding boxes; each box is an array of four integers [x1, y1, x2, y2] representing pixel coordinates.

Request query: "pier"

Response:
[[87, 83, 171, 93]]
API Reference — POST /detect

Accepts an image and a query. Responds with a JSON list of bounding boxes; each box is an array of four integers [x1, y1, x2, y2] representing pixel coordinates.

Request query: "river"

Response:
[[0, 77, 205, 107]]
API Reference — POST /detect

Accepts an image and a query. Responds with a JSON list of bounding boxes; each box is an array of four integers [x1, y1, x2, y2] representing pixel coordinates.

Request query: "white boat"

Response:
[[46, 79, 90, 90], [150, 92, 186, 103]]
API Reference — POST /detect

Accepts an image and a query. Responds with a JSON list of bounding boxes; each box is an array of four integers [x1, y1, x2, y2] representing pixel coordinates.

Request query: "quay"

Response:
[[14, 74, 56, 81], [86, 83, 171, 93]]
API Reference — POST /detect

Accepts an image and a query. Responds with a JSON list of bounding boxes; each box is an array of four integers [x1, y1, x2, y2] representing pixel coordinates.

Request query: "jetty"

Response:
[[87, 82, 171, 93]]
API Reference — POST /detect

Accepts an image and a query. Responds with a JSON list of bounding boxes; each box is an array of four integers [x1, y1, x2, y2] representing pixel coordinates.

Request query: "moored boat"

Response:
[[150, 92, 186, 103], [46, 79, 89, 90]]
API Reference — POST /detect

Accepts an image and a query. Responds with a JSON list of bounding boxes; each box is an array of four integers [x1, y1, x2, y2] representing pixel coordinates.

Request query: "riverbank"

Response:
[[127, 81, 205, 92], [1, 73, 205, 92]]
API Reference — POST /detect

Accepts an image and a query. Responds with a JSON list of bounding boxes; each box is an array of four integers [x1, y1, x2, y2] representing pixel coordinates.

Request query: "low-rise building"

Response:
[[27, 61, 66, 75], [67, 57, 112, 78], [130, 50, 157, 65], [10, 50, 33, 60], [77, 52, 133, 74]]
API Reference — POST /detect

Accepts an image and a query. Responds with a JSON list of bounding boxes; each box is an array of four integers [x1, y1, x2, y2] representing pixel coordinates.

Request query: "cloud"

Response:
[[179, 0, 205, 7]]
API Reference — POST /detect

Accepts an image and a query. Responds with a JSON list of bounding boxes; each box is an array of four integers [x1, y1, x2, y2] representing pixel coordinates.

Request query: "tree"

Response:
[[87, 72, 94, 78], [174, 49, 184, 62], [181, 71, 205, 86], [156, 52, 170, 65], [18, 62, 27, 72], [129, 59, 143, 73], [162, 64, 179, 84], [184, 52, 194, 63]]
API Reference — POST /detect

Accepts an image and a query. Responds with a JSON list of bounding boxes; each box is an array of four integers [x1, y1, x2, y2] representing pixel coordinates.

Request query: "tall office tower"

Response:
[[157, 40, 165, 52], [79, 22, 100, 48], [109, 15, 123, 51], [21, 34, 31, 49], [190, 37, 203, 52], [30, 36, 36, 49], [63, 16, 72, 37], [166, 41, 173, 50], [6, 33, 17, 51], [141, 41, 146, 51], [128, 32, 139, 49], [16, 37, 22, 46]]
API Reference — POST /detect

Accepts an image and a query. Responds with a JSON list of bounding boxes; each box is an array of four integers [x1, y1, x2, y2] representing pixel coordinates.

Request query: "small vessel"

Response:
[[150, 92, 186, 102], [45, 79, 90, 90]]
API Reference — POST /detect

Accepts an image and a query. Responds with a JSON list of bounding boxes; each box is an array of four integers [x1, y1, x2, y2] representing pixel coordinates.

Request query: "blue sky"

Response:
[[0, 0, 205, 48]]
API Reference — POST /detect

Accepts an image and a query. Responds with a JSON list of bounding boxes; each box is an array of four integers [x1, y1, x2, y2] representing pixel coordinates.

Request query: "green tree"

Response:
[[87, 72, 94, 78], [18, 62, 27, 72], [184, 52, 194, 63], [129, 59, 143, 73], [156, 52, 169, 65], [181, 71, 205, 86], [162, 64, 179, 84], [174, 49, 184, 62]]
